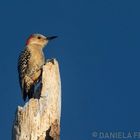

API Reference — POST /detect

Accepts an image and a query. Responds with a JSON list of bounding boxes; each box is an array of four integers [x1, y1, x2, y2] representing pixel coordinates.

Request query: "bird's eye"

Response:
[[37, 36, 41, 39]]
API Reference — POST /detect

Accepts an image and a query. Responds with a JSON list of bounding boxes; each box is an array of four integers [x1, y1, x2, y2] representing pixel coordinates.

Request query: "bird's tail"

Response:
[[22, 89, 27, 101]]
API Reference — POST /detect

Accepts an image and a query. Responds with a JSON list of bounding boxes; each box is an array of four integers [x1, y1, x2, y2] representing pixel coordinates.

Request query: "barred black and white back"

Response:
[[18, 48, 32, 101]]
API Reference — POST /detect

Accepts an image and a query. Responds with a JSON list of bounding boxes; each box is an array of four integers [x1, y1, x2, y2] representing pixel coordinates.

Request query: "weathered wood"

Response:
[[12, 59, 61, 140]]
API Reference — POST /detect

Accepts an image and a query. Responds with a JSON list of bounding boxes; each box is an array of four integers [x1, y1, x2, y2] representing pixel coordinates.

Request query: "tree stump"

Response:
[[12, 59, 61, 140]]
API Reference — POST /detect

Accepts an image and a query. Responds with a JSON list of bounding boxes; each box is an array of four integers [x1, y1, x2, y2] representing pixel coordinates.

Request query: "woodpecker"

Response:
[[18, 33, 57, 101]]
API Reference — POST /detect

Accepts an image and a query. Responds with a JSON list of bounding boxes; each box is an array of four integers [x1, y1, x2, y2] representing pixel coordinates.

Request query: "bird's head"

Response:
[[26, 33, 57, 48]]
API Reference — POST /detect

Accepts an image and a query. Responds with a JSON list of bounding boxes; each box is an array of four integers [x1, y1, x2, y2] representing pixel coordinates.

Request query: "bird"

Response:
[[18, 33, 57, 101]]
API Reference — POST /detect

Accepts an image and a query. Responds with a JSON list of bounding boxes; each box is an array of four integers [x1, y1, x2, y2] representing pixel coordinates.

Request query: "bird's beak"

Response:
[[47, 36, 58, 40]]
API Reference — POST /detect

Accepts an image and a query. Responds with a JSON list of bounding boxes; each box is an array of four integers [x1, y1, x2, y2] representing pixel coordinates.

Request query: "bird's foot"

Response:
[[40, 95, 47, 98], [46, 58, 55, 64]]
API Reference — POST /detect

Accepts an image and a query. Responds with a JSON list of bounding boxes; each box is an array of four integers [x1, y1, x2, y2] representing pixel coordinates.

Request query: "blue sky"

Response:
[[1, 0, 140, 140]]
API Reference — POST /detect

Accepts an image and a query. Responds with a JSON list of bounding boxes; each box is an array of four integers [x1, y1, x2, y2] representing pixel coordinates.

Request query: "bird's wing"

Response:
[[18, 48, 31, 100]]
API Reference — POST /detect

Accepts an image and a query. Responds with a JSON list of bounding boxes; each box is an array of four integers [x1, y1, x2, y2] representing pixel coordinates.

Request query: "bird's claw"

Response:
[[46, 58, 55, 64]]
